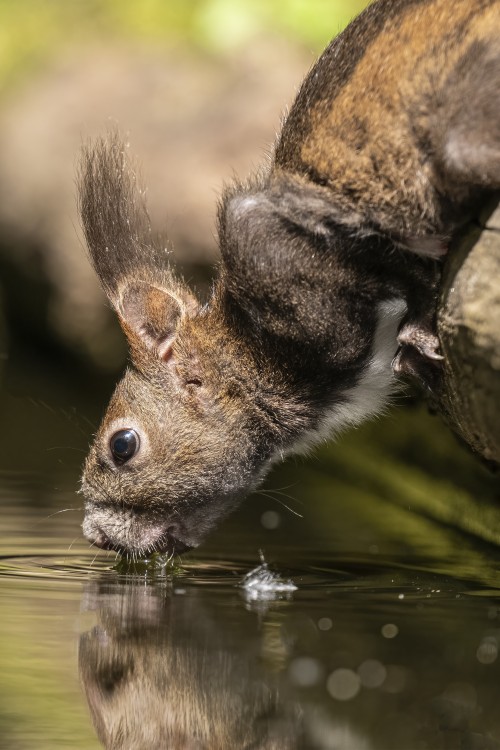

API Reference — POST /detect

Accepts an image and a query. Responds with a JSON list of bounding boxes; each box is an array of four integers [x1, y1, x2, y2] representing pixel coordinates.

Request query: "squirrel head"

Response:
[[78, 136, 293, 557]]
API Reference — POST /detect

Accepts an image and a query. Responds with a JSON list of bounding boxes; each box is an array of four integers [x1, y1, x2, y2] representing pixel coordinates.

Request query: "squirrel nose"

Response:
[[91, 528, 117, 551]]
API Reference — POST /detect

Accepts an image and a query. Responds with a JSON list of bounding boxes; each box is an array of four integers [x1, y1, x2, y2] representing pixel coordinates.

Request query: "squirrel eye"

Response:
[[110, 429, 140, 465]]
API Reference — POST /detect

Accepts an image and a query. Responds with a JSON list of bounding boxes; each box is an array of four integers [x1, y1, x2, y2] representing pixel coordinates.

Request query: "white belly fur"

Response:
[[286, 297, 407, 457]]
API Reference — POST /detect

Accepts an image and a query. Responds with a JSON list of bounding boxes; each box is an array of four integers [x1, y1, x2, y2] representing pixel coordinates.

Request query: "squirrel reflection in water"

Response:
[[79, 582, 303, 750]]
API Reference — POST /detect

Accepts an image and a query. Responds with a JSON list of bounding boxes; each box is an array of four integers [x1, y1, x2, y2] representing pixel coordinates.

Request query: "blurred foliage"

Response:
[[0, 0, 368, 92]]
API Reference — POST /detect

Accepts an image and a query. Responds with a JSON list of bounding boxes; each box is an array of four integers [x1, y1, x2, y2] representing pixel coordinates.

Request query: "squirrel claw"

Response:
[[392, 345, 442, 394], [397, 323, 443, 362], [393, 320, 443, 393]]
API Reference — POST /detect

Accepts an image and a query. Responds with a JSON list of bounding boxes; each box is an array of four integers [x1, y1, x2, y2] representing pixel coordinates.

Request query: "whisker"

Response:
[[256, 490, 303, 518], [24, 507, 83, 536], [270, 498, 304, 518], [64, 536, 80, 562], [45, 446, 87, 454], [84, 541, 99, 570], [43, 507, 82, 520], [267, 485, 303, 505]]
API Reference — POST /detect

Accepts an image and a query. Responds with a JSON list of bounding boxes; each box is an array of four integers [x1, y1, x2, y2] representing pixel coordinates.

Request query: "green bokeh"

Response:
[[0, 0, 369, 92]]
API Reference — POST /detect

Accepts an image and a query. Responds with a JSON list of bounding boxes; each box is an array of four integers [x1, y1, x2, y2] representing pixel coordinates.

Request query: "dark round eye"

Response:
[[109, 429, 140, 465]]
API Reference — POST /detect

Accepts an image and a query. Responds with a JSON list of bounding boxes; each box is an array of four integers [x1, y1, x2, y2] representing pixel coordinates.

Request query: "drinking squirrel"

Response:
[[79, 0, 500, 556]]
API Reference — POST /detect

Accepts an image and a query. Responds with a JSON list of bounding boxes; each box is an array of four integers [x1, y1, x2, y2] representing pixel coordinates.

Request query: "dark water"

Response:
[[1, 368, 500, 749]]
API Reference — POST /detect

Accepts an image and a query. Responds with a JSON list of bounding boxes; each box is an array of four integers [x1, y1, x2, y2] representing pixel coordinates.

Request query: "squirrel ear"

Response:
[[118, 280, 198, 361]]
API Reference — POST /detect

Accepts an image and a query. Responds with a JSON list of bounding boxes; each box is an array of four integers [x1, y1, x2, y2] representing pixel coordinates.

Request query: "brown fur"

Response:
[[277, 0, 500, 239], [79, 0, 500, 556]]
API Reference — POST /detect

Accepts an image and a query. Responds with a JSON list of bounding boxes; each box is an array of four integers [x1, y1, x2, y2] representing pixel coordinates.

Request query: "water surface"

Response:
[[1, 375, 500, 749]]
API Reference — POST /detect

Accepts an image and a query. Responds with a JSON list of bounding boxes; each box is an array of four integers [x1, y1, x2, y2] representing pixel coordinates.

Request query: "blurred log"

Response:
[[437, 197, 500, 467]]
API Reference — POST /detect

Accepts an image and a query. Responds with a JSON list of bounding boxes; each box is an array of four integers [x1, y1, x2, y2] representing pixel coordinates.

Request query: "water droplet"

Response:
[[261, 510, 280, 530], [318, 617, 333, 631], [477, 639, 498, 664], [382, 665, 408, 694], [358, 659, 387, 689], [289, 657, 323, 687], [381, 623, 399, 639], [327, 668, 361, 701], [241, 559, 297, 602]]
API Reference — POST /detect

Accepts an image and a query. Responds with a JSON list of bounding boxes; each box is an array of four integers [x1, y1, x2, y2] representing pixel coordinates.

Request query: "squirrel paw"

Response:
[[397, 323, 443, 362], [393, 323, 443, 394]]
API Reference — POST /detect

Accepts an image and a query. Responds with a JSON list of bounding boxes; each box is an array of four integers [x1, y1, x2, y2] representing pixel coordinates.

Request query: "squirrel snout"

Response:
[[89, 527, 116, 552], [83, 510, 192, 558]]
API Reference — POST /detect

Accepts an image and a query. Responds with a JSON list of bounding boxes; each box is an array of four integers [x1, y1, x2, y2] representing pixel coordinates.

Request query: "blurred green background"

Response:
[[0, 0, 368, 90]]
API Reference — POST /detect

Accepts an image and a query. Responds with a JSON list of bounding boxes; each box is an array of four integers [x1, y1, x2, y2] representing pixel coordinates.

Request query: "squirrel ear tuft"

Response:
[[79, 134, 201, 362]]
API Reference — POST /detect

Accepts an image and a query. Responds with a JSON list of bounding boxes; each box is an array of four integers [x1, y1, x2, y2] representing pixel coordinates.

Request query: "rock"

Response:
[[438, 198, 500, 466]]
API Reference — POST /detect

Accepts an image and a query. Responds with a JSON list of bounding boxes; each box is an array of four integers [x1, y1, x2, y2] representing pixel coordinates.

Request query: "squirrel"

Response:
[[79, 0, 500, 557]]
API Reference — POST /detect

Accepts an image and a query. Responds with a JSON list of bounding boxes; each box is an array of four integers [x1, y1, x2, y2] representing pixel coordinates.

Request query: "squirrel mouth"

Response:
[[88, 525, 192, 559]]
